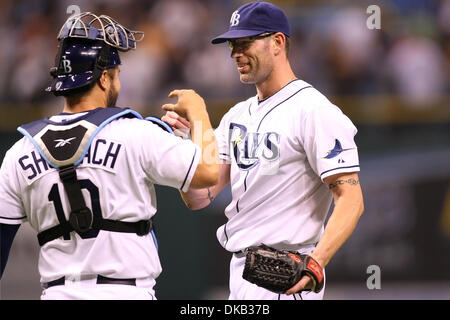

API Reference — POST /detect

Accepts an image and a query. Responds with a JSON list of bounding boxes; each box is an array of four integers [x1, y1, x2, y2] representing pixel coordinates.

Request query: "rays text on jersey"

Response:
[[229, 122, 280, 170]]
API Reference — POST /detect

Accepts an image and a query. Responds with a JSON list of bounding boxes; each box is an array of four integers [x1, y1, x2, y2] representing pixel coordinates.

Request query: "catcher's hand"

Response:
[[161, 111, 190, 139], [242, 244, 324, 294]]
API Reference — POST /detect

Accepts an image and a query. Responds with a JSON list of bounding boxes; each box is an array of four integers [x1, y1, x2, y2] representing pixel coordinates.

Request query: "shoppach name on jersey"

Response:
[[18, 138, 122, 182], [229, 122, 280, 174]]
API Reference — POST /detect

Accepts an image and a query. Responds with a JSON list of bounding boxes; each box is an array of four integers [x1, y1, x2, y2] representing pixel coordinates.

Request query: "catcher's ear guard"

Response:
[[46, 37, 120, 96]]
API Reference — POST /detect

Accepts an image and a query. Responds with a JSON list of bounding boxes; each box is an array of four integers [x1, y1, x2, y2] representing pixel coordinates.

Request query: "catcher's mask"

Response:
[[46, 12, 144, 96]]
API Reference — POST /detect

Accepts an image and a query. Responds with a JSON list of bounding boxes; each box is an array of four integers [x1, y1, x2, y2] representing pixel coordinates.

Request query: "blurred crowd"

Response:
[[0, 0, 448, 114]]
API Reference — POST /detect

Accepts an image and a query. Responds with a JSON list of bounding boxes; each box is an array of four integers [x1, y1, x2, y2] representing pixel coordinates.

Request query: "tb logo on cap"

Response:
[[61, 55, 72, 74], [230, 10, 240, 27]]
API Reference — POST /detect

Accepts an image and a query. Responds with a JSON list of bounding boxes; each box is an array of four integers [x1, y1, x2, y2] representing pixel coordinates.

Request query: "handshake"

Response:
[[160, 89, 205, 140]]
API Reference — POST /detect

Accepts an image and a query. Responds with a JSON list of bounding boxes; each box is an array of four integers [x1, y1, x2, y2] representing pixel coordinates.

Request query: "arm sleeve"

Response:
[[0, 224, 20, 278], [137, 121, 201, 192], [302, 104, 360, 181], [0, 149, 27, 224]]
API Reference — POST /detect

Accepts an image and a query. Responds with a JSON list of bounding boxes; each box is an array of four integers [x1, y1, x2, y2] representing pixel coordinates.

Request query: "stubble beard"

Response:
[[239, 56, 273, 85], [106, 84, 119, 107]]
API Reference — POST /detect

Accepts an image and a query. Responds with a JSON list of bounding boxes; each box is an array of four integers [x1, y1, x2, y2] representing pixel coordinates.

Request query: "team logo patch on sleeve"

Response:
[[322, 139, 353, 159]]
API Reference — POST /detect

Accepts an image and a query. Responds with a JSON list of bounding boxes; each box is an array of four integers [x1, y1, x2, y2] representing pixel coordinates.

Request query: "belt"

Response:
[[233, 243, 318, 258], [42, 275, 136, 289]]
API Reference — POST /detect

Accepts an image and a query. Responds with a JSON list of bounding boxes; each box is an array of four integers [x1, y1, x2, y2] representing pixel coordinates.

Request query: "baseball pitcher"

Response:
[[163, 1, 364, 300]]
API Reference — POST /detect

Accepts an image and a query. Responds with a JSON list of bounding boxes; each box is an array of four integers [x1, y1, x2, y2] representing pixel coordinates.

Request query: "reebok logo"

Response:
[[54, 137, 76, 148]]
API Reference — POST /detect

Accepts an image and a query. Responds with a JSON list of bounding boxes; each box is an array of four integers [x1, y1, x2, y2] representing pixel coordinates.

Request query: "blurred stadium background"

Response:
[[0, 0, 449, 300]]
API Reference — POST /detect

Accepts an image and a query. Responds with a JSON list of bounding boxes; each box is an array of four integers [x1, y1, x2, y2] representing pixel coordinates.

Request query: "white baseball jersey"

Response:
[[0, 110, 200, 283], [215, 79, 360, 252]]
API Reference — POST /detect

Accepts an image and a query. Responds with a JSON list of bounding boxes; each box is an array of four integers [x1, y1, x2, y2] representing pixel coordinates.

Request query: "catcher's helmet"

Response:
[[46, 12, 144, 96]]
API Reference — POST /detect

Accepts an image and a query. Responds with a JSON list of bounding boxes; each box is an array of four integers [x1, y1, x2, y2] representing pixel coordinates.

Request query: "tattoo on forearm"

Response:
[[207, 188, 215, 203], [328, 178, 359, 189]]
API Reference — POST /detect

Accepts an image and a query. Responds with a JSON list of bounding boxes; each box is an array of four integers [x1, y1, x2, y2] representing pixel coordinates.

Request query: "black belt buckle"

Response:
[[69, 207, 93, 233], [136, 220, 151, 236], [97, 275, 136, 286], [58, 165, 77, 181]]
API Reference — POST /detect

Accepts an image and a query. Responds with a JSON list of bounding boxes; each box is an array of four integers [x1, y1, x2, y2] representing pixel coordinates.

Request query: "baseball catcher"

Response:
[[0, 11, 220, 300]]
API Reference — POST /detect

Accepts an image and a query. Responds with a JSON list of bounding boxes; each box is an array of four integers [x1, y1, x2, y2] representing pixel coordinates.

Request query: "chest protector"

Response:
[[18, 107, 173, 246]]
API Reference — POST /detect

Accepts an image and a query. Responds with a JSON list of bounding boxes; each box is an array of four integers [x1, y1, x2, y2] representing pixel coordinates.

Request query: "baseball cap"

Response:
[[211, 1, 290, 44]]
